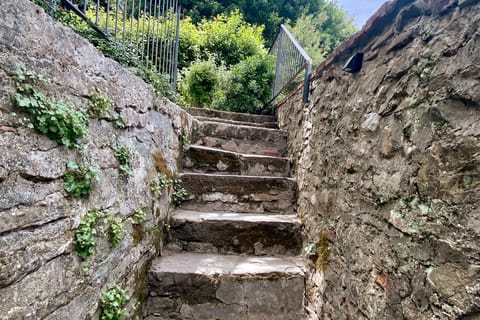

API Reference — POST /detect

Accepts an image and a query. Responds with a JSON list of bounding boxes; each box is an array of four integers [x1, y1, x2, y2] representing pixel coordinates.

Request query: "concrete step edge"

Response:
[[171, 210, 301, 224], [198, 120, 286, 135], [179, 172, 296, 182], [150, 252, 306, 276], [187, 145, 290, 161]]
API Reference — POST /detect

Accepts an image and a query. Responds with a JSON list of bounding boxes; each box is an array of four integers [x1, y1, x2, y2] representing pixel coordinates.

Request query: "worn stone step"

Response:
[[178, 173, 296, 214], [194, 116, 279, 129], [144, 252, 306, 320], [182, 145, 291, 177], [169, 210, 302, 256], [184, 107, 275, 124], [193, 121, 287, 157]]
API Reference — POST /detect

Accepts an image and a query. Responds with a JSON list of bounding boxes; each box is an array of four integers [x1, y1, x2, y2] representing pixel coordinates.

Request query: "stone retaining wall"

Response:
[[0, 1, 193, 318], [277, 0, 480, 319]]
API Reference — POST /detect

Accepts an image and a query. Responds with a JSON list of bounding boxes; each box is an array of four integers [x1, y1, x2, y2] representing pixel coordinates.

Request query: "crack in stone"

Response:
[[0, 250, 72, 290], [0, 215, 70, 238]]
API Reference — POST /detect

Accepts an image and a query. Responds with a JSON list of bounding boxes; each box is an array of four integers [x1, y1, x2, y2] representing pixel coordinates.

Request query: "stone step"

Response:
[[194, 116, 278, 129], [182, 145, 291, 177], [193, 121, 287, 157], [169, 210, 303, 256], [178, 173, 296, 214], [184, 107, 275, 124], [144, 252, 306, 320]]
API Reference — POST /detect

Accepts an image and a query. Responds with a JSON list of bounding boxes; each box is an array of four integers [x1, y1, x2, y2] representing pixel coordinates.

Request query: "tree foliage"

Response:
[[177, 11, 273, 114], [180, 0, 341, 44], [288, 1, 356, 66], [178, 11, 265, 69]]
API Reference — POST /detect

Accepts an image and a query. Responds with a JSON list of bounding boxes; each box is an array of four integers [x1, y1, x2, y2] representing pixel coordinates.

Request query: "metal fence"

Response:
[[34, 0, 180, 92], [269, 24, 312, 106]]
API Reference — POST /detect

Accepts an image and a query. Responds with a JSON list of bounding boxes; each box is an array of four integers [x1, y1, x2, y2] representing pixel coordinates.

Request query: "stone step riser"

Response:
[[178, 174, 296, 214], [182, 146, 291, 177], [144, 253, 305, 320], [170, 217, 302, 256], [184, 107, 275, 124], [144, 276, 305, 320], [193, 121, 287, 157]]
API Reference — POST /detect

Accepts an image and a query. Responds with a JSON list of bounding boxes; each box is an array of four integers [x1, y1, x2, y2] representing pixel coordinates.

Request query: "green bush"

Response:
[[178, 10, 265, 69], [219, 54, 275, 114], [199, 10, 265, 67], [181, 60, 220, 108]]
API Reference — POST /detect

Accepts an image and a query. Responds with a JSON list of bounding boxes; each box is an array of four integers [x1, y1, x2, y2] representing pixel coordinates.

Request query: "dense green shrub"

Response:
[[178, 11, 265, 69], [181, 60, 220, 108], [177, 11, 274, 114], [218, 54, 275, 114]]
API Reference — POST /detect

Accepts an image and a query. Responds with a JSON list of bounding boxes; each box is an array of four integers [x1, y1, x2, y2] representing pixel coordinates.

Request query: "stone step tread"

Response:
[[184, 107, 275, 124], [183, 145, 291, 177], [194, 121, 287, 157], [187, 145, 289, 161], [199, 120, 286, 134], [194, 116, 278, 129], [151, 252, 306, 276], [172, 210, 301, 224]]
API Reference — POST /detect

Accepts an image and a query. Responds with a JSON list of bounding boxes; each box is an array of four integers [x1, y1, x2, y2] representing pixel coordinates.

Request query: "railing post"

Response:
[[269, 24, 312, 110], [303, 61, 312, 103], [172, 0, 180, 94], [271, 30, 283, 115]]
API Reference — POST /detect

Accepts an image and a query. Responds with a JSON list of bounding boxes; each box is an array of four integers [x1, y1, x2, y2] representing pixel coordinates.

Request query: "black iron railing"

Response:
[[34, 0, 180, 93], [269, 24, 312, 107]]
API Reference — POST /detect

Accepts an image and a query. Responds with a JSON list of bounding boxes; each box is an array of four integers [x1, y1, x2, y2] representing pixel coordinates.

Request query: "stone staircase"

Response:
[[143, 107, 306, 320]]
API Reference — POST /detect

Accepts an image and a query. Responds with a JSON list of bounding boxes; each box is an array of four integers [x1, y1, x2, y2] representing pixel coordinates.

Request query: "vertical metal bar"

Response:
[[145, 0, 152, 62], [172, 0, 180, 93], [129, 0, 135, 43], [141, 0, 146, 60], [106, 0, 110, 32], [151, 0, 157, 66], [163, 0, 169, 74], [114, 0, 119, 37], [157, 0, 167, 73], [271, 30, 284, 115], [166, 0, 173, 78], [170, 0, 176, 82], [153, 0, 161, 71], [83, 0, 87, 13], [136, 0, 142, 52], [95, 0, 100, 25], [122, 0, 127, 41]]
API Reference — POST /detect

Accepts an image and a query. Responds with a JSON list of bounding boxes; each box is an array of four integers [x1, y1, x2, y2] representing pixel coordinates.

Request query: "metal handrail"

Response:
[[34, 0, 180, 93], [269, 24, 312, 111]]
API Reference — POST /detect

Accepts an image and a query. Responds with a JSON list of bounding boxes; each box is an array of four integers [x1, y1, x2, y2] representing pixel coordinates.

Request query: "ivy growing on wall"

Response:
[[12, 67, 89, 148]]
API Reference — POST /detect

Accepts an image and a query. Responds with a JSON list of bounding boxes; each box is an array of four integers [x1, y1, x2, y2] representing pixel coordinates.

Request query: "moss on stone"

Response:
[[315, 231, 330, 271], [152, 151, 173, 178]]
